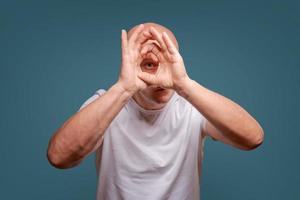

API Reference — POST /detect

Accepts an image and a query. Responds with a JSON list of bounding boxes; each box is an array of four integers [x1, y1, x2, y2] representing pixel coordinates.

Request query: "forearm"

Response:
[[47, 81, 133, 169], [176, 78, 264, 146]]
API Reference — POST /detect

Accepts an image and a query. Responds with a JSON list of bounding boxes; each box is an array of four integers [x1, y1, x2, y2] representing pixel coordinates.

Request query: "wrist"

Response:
[[174, 77, 194, 98], [115, 80, 136, 98]]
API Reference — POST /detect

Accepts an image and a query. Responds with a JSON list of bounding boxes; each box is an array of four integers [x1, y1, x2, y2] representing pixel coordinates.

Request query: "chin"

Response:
[[151, 90, 173, 104]]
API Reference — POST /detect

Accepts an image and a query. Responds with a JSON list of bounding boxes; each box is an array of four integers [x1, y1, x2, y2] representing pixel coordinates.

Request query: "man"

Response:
[[47, 22, 264, 200]]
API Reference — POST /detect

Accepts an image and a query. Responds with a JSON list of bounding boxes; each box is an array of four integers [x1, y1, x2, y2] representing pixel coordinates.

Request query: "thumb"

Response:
[[138, 72, 158, 86]]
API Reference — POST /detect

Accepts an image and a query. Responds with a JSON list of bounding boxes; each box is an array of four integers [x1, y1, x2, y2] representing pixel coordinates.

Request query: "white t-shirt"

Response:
[[79, 89, 207, 200]]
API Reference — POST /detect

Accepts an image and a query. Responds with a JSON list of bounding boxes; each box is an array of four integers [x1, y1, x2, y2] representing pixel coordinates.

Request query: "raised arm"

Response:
[[137, 26, 264, 151], [47, 24, 150, 169], [47, 83, 132, 169], [178, 79, 264, 150]]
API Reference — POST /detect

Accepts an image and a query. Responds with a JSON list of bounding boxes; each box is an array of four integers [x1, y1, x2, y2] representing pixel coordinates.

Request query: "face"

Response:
[[137, 84, 175, 105], [137, 38, 175, 105], [129, 24, 178, 106]]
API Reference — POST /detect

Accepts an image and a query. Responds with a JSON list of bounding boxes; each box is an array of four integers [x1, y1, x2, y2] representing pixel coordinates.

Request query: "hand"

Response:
[[117, 24, 150, 95], [137, 26, 191, 91]]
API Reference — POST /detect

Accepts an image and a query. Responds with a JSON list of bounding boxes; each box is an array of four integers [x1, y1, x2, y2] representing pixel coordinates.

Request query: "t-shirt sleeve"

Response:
[[190, 105, 207, 133], [78, 89, 106, 112], [192, 106, 218, 141]]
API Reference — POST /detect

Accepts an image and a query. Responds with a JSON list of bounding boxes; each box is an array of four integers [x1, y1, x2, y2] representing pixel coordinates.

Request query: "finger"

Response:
[[143, 51, 159, 63], [147, 52, 158, 63], [140, 30, 154, 45], [140, 42, 161, 55], [141, 45, 159, 62], [140, 43, 155, 55], [138, 72, 159, 85], [140, 43, 163, 62], [129, 24, 144, 45], [150, 45, 163, 59], [135, 31, 152, 50], [150, 44, 164, 62], [143, 30, 152, 38], [162, 32, 178, 55], [121, 29, 128, 61], [149, 27, 167, 52]]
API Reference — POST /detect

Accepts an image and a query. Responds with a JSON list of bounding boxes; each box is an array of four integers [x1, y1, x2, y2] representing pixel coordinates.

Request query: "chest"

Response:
[[102, 104, 202, 172]]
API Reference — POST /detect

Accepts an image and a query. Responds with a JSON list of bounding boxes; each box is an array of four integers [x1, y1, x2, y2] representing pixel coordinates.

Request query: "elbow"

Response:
[[47, 143, 81, 169], [47, 135, 66, 169], [47, 150, 81, 169], [47, 148, 68, 169], [47, 130, 84, 169], [243, 127, 265, 151]]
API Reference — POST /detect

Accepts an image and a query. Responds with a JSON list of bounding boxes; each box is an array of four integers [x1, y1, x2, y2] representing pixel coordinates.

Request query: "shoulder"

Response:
[[95, 88, 106, 96], [175, 93, 201, 116], [175, 92, 207, 129], [78, 88, 107, 111], [172, 92, 191, 112]]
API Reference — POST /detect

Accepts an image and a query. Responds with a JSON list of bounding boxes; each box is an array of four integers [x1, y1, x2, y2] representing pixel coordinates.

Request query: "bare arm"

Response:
[[178, 79, 264, 150], [47, 24, 150, 169], [47, 82, 133, 169], [137, 27, 264, 151]]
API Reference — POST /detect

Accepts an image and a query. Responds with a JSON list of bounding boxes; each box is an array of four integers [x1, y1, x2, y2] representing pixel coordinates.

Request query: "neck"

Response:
[[132, 92, 166, 110]]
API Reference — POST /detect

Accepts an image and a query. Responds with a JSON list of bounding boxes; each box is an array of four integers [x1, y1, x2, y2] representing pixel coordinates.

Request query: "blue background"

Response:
[[1, 0, 299, 199]]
